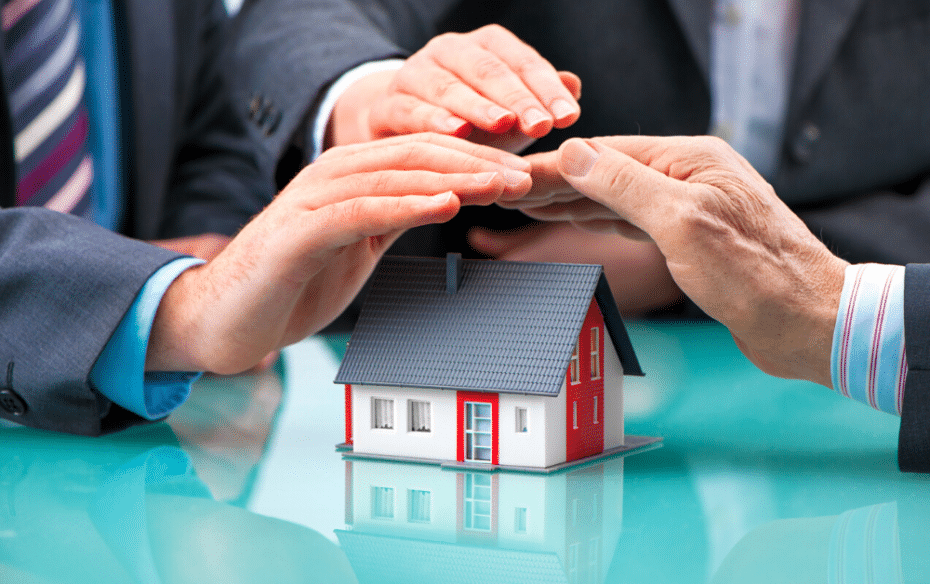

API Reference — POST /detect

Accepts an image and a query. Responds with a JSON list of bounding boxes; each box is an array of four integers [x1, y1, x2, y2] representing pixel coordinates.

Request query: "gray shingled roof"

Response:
[[334, 256, 642, 396]]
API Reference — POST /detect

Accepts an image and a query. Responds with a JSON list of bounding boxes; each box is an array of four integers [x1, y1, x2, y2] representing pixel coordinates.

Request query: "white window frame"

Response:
[[569, 341, 580, 384], [593, 395, 599, 425], [408, 399, 431, 432], [515, 407, 528, 433], [590, 327, 601, 380], [572, 400, 578, 429], [372, 397, 394, 430]]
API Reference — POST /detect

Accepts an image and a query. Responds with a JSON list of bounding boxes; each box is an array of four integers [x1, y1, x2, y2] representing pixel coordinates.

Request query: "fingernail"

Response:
[[550, 98, 577, 120], [522, 107, 550, 129], [473, 172, 498, 185], [444, 116, 467, 133], [503, 169, 530, 187], [486, 105, 511, 123], [432, 191, 454, 204], [561, 140, 599, 177]]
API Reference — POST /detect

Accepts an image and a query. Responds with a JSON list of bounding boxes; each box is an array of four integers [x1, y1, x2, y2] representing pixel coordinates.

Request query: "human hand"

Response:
[[146, 133, 532, 375], [510, 136, 848, 387], [329, 25, 581, 153], [150, 234, 231, 261], [468, 222, 682, 315]]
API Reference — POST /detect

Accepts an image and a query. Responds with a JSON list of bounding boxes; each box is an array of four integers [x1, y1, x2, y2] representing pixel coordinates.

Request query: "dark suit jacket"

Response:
[[0, 0, 273, 435], [233, 0, 930, 471]]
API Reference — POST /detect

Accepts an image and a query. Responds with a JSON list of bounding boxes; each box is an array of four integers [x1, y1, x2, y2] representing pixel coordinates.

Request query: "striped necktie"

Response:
[[2, 0, 93, 216]]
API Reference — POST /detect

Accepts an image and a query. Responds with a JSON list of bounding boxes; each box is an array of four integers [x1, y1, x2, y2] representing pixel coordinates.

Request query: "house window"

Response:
[[590, 327, 601, 380], [515, 407, 528, 433], [408, 489, 431, 523], [371, 486, 394, 519], [465, 402, 493, 463], [515, 507, 528, 533], [372, 398, 394, 429], [408, 400, 431, 432], [464, 473, 492, 531], [569, 341, 580, 384], [593, 395, 599, 424], [572, 400, 578, 429]]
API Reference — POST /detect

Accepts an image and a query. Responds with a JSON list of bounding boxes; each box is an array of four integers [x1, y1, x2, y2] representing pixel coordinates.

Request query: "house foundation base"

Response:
[[335, 435, 662, 474]]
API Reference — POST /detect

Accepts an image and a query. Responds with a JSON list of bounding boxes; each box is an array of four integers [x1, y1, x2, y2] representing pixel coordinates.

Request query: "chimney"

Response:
[[446, 253, 463, 294]]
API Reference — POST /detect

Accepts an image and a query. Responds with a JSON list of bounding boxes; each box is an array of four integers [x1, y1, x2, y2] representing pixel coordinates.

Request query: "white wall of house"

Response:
[[543, 383, 569, 467], [352, 385, 458, 461], [497, 393, 558, 468], [603, 336, 625, 448]]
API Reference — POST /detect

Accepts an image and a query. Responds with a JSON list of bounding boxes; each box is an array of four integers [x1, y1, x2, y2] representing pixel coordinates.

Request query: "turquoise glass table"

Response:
[[1, 321, 927, 583]]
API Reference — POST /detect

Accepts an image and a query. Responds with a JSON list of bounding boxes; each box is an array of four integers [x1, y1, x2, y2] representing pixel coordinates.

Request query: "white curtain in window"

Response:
[[373, 398, 394, 429], [409, 400, 430, 432]]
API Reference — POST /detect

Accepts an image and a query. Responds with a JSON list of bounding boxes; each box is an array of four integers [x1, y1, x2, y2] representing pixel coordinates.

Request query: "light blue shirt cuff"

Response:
[[309, 59, 405, 161], [90, 257, 205, 420], [830, 264, 906, 416]]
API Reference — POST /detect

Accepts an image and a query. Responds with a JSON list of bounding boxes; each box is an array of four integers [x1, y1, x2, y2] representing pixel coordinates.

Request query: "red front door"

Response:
[[456, 392, 499, 464]]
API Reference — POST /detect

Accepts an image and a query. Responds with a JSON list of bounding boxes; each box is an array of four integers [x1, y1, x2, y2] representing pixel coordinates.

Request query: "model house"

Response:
[[337, 456, 626, 584], [335, 254, 658, 472]]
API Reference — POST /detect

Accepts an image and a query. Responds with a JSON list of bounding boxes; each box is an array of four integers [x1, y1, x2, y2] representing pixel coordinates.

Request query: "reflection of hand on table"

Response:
[[328, 25, 581, 153], [146, 134, 531, 376], [508, 136, 847, 387]]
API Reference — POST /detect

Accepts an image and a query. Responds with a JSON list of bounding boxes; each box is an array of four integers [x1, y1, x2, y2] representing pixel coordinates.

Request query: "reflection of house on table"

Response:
[[337, 456, 626, 584], [335, 255, 659, 472]]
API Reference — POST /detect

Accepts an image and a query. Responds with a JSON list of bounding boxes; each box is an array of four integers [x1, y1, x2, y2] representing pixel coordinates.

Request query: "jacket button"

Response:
[[0, 389, 26, 416], [790, 121, 820, 164]]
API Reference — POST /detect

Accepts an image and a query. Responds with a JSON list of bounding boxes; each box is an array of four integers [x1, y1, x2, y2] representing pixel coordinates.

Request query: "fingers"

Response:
[[556, 138, 688, 236], [306, 192, 461, 250], [388, 25, 580, 138], [316, 132, 530, 172]]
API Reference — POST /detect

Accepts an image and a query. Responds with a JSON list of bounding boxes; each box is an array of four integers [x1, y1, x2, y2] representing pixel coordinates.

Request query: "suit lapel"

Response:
[[789, 0, 868, 116], [666, 0, 713, 82], [121, 0, 175, 238]]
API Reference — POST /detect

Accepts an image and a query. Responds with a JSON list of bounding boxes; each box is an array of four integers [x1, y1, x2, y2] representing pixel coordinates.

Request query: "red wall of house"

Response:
[[566, 299, 605, 462], [344, 384, 352, 445]]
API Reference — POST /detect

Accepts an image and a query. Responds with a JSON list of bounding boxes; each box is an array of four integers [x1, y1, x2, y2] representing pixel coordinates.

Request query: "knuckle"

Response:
[[511, 55, 544, 77], [431, 78, 459, 100], [472, 55, 510, 80], [475, 23, 507, 39]]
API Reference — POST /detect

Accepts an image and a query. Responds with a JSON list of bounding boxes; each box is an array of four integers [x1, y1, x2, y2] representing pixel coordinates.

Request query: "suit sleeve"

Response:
[[0, 208, 185, 436], [157, 0, 276, 238], [899, 263, 930, 472], [228, 0, 462, 167]]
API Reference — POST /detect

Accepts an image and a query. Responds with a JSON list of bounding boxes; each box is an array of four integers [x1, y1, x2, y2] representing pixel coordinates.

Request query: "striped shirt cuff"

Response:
[[831, 263, 906, 416]]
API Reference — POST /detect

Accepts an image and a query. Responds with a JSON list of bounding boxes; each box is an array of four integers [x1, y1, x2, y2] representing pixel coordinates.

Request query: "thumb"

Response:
[[557, 138, 686, 236]]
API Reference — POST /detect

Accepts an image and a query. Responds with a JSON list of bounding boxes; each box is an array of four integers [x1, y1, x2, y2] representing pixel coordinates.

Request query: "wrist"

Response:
[[147, 264, 208, 373], [327, 70, 395, 148]]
